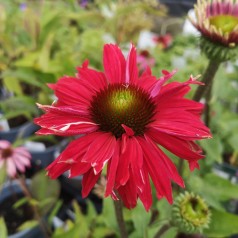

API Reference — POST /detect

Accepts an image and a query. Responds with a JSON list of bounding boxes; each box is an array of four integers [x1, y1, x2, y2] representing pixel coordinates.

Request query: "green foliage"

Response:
[[188, 173, 238, 211], [205, 209, 238, 237], [0, 217, 7, 238], [30, 170, 61, 215]]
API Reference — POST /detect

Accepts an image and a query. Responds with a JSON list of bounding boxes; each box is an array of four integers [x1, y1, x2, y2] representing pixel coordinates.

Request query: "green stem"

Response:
[[193, 59, 221, 102], [204, 82, 212, 126], [154, 223, 171, 238], [113, 199, 128, 238], [17, 175, 51, 238], [177, 59, 221, 176]]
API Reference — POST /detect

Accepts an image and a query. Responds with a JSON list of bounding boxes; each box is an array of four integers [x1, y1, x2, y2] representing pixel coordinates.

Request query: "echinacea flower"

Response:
[[34, 44, 211, 210], [0, 140, 31, 178], [190, 0, 238, 61]]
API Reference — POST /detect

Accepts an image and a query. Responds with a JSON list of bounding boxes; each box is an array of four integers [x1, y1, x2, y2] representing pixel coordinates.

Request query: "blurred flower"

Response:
[[19, 3, 27, 11], [190, 0, 238, 60], [0, 140, 31, 178], [137, 50, 155, 72], [35, 44, 211, 210], [153, 33, 173, 49], [172, 192, 211, 233]]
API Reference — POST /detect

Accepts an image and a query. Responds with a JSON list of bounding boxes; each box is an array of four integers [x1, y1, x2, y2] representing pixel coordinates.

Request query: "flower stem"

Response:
[[17, 175, 51, 238], [177, 59, 220, 176], [193, 59, 221, 102], [113, 199, 128, 238], [154, 223, 171, 238]]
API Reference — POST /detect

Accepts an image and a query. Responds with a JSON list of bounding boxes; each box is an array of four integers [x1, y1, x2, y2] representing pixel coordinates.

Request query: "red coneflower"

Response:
[[34, 44, 211, 210]]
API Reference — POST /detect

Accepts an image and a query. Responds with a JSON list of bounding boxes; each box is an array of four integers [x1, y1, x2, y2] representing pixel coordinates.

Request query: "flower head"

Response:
[[172, 192, 211, 233], [0, 140, 31, 178], [190, 0, 238, 60], [34, 44, 211, 211]]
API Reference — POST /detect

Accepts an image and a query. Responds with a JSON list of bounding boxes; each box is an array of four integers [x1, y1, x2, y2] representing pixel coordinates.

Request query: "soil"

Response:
[[0, 192, 34, 235], [8, 115, 28, 128]]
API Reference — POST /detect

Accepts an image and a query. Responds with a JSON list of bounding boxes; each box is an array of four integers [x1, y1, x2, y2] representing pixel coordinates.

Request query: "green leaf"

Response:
[[131, 201, 151, 238], [205, 209, 238, 237], [188, 173, 238, 211], [0, 217, 8, 238], [30, 171, 60, 215], [161, 227, 178, 238], [13, 197, 28, 209], [0, 164, 7, 188], [3, 76, 23, 96], [17, 220, 38, 232], [31, 171, 60, 201], [48, 200, 63, 225], [101, 197, 118, 236], [199, 136, 223, 164]]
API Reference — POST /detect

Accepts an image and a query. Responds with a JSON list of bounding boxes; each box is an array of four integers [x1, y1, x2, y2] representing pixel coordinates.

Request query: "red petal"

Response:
[[82, 169, 101, 197], [103, 44, 126, 84], [125, 44, 138, 84]]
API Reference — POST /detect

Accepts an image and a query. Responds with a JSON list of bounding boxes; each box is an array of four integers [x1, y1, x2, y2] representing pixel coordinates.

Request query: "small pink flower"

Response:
[[0, 140, 31, 178], [153, 34, 173, 49], [137, 50, 155, 72]]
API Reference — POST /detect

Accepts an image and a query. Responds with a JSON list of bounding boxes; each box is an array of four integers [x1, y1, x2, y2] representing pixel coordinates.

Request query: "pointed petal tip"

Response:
[[121, 124, 134, 136]]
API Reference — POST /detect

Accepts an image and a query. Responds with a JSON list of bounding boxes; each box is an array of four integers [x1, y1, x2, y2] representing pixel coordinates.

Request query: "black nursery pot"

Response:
[[0, 180, 45, 238], [0, 121, 39, 143], [29, 138, 69, 168]]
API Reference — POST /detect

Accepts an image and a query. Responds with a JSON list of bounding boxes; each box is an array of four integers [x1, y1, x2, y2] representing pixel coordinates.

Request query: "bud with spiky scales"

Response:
[[189, 0, 238, 62], [172, 192, 211, 234]]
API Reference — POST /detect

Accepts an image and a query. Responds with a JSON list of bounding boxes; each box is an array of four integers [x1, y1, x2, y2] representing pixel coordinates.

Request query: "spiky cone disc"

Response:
[[200, 36, 238, 62], [172, 192, 211, 234]]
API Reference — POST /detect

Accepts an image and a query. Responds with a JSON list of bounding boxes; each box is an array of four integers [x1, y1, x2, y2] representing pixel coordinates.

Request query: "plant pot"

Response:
[[213, 162, 238, 184], [0, 121, 39, 143], [25, 138, 69, 174], [0, 180, 45, 238]]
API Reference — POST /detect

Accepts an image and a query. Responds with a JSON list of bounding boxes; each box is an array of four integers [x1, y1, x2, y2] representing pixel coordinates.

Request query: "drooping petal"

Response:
[[82, 132, 116, 174], [82, 169, 101, 197], [105, 141, 120, 197], [137, 137, 173, 204]]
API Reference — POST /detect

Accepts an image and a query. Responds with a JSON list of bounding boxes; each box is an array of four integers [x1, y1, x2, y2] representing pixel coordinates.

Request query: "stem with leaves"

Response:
[[17, 175, 51, 238], [178, 59, 221, 176]]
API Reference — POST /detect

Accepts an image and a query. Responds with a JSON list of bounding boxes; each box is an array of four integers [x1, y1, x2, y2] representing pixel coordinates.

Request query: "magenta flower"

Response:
[[190, 0, 238, 47], [0, 140, 31, 178], [34, 44, 211, 210]]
